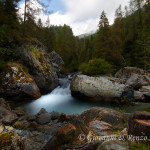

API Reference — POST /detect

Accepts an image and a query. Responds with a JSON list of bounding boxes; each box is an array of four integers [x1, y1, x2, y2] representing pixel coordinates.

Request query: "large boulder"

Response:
[[115, 67, 150, 88], [80, 107, 129, 129], [70, 75, 132, 102], [18, 46, 62, 94], [0, 63, 41, 100]]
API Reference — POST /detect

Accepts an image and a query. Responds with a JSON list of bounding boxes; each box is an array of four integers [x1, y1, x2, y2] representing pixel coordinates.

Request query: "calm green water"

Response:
[[15, 78, 150, 115]]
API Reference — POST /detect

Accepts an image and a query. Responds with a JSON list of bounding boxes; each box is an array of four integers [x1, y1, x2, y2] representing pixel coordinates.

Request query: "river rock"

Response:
[[80, 107, 128, 129], [43, 123, 76, 150], [0, 98, 11, 110], [37, 108, 48, 115], [134, 91, 145, 101], [115, 67, 150, 88], [38, 113, 51, 125], [96, 140, 129, 150], [13, 120, 29, 130], [89, 120, 112, 136], [128, 111, 150, 138], [70, 75, 132, 102], [2, 113, 18, 125], [0, 63, 41, 100], [50, 111, 59, 120], [18, 46, 62, 94], [13, 107, 26, 117]]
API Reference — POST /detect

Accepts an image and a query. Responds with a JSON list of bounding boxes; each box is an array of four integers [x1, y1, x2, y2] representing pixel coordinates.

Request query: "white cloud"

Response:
[[19, 0, 129, 35]]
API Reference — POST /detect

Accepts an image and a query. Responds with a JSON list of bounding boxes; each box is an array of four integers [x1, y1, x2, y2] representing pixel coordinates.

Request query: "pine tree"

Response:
[[95, 11, 111, 59]]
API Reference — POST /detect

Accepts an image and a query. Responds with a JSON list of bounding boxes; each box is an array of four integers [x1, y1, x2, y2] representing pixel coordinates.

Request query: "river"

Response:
[[15, 77, 150, 115]]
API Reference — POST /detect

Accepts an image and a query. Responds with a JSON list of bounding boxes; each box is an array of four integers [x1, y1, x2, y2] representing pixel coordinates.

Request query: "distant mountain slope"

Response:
[[78, 31, 96, 38]]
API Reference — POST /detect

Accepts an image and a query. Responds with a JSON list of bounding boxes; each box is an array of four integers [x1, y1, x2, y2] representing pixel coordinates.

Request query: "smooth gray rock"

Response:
[[70, 75, 131, 102]]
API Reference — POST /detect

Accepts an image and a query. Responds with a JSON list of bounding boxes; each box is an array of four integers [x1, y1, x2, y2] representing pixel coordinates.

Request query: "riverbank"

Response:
[[0, 98, 150, 150]]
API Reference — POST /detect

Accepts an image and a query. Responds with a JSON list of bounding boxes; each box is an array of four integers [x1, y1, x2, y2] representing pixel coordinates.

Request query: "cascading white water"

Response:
[[51, 78, 71, 95], [17, 77, 112, 115]]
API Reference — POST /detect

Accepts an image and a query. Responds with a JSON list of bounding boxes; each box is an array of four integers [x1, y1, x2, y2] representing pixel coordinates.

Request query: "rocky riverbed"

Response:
[[0, 98, 150, 150]]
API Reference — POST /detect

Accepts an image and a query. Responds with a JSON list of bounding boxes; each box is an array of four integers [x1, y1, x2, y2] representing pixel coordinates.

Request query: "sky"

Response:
[[19, 0, 129, 36]]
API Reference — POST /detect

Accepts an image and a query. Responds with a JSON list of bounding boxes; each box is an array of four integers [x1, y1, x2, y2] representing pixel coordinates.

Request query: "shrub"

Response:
[[79, 58, 113, 76]]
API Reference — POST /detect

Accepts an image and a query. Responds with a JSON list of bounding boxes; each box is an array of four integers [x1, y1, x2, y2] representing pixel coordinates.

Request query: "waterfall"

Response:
[[51, 78, 71, 95]]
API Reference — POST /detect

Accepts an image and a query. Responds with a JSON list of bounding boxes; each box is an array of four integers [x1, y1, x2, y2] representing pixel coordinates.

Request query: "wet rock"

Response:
[[13, 120, 29, 130], [38, 113, 51, 125], [21, 131, 48, 150], [2, 113, 18, 125], [70, 75, 131, 103], [134, 91, 145, 101], [128, 111, 150, 138], [49, 111, 59, 120], [89, 120, 112, 136], [80, 107, 128, 129], [96, 140, 129, 150], [37, 108, 48, 116], [37, 125, 52, 134], [26, 114, 37, 122], [13, 107, 26, 117], [115, 67, 150, 88], [0, 63, 41, 100], [43, 123, 76, 150], [58, 113, 71, 122], [28, 121, 38, 130]]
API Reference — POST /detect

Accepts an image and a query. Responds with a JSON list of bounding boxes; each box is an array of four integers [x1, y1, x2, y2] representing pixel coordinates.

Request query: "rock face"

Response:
[[19, 46, 63, 94], [50, 51, 64, 73], [0, 63, 41, 100], [70, 75, 132, 102], [128, 112, 150, 139], [115, 67, 150, 88]]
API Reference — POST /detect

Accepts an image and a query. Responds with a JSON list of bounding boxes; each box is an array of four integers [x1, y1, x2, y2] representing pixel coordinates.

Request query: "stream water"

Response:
[[15, 77, 150, 115]]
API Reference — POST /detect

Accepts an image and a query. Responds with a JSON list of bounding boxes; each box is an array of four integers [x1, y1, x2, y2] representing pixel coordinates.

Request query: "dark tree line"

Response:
[[78, 0, 150, 75], [0, 0, 150, 74]]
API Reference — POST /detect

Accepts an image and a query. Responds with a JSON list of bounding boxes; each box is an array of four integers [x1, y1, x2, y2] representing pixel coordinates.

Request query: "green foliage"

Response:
[[129, 141, 150, 150], [79, 58, 112, 76]]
